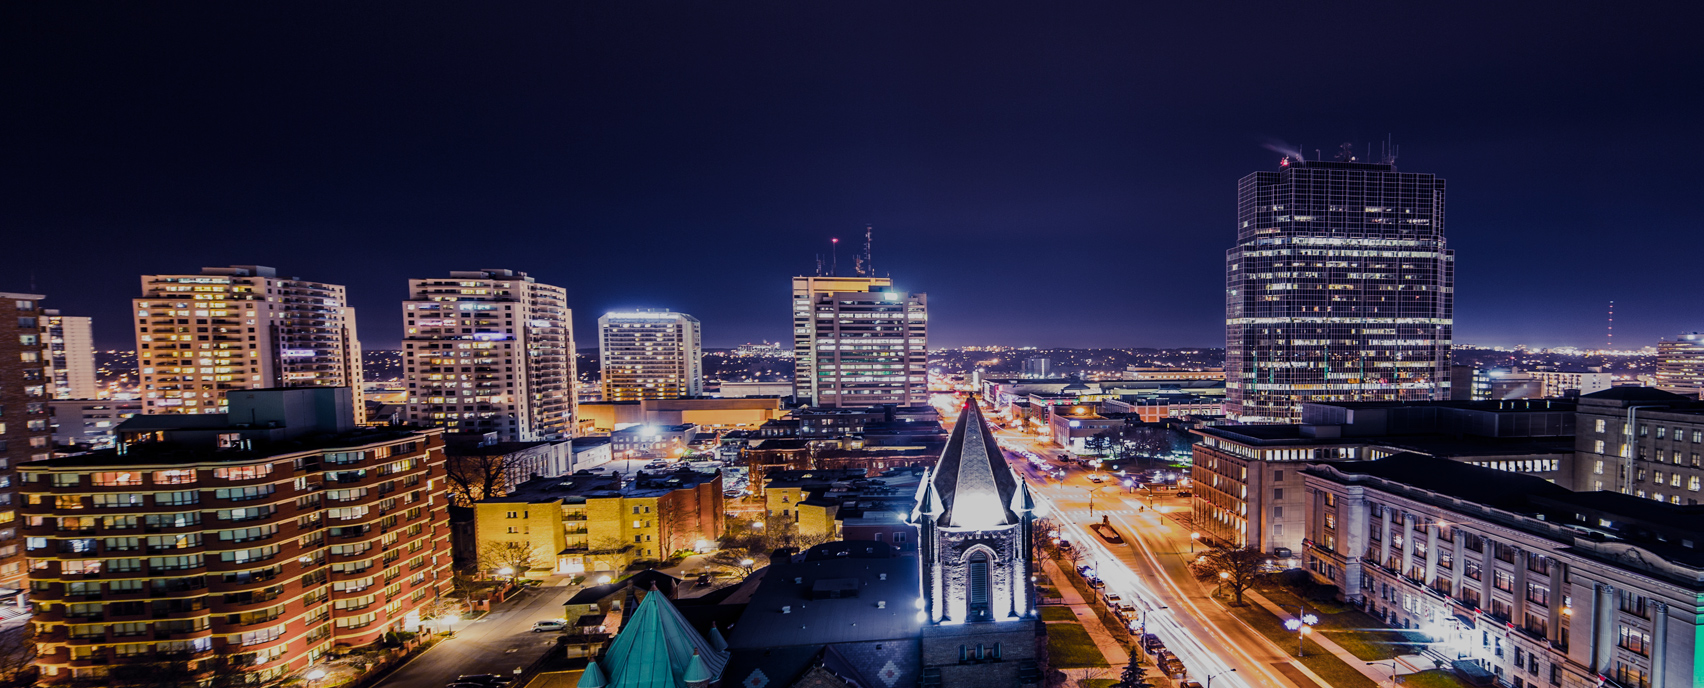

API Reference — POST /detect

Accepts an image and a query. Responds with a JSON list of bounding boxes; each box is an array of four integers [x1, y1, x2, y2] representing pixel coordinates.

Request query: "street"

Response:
[[962, 408, 1321, 688], [374, 580, 581, 688]]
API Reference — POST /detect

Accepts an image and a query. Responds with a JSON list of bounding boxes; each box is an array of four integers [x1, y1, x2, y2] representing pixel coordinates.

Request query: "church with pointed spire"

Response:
[[910, 395, 1042, 686]]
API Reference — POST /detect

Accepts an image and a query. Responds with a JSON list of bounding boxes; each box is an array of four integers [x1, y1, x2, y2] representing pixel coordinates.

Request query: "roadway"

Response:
[[373, 581, 581, 688], [941, 401, 1319, 688]]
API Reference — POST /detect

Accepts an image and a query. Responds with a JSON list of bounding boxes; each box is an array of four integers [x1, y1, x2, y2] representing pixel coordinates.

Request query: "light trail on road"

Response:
[[1031, 486, 1258, 688]]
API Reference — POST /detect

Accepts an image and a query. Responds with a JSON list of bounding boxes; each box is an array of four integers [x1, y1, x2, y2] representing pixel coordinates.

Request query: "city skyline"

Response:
[[5, 5, 1703, 352]]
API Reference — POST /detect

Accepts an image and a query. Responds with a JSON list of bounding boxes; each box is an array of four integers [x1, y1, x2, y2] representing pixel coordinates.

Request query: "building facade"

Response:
[[1225, 157, 1454, 423], [597, 309, 702, 402], [1570, 387, 1704, 501], [23, 389, 453, 685], [0, 292, 51, 590], [43, 311, 97, 400], [1304, 454, 1703, 688], [401, 269, 575, 442], [133, 266, 364, 420], [791, 276, 928, 408], [1654, 334, 1704, 396]]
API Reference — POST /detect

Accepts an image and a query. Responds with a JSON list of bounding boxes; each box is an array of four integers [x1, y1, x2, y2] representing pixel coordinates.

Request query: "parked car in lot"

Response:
[[531, 620, 567, 632]]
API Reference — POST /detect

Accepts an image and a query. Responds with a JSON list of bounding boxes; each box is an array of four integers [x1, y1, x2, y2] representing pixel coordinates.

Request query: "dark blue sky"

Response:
[[3, 3, 1701, 350]]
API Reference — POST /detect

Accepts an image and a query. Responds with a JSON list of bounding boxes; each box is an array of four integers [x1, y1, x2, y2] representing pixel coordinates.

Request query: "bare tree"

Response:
[[1189, 545, 1267, 606], [706, 544, 767, 577], [445, 452, 527, 505], [1065, 667, 1109, 688], [0, 623, 35, 688], [478, 541, 546, 576]]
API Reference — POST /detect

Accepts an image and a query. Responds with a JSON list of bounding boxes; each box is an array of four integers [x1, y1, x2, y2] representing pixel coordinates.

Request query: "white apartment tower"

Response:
[[791, 276, 928, 407], [598, 309, 703, 401], [133, 265, 364, 419], [402, 269, 576, 441], [43, 310, 97, 399]]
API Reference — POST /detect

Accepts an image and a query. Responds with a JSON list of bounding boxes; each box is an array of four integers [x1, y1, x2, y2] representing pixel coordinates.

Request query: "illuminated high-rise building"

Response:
[[402, 269, 576, 441], [133, 265, 364, 419], [1225, 154, 1453, 422], [598, 309, 702, 401], [43, 310, 97, 399], [791, 276, 928, 407], [0, 292, 50, 589], [1655, 333, 1704, 395]]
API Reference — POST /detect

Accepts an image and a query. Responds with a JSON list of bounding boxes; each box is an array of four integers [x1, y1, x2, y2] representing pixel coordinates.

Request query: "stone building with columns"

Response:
[[1303, 453, 1701, 688]]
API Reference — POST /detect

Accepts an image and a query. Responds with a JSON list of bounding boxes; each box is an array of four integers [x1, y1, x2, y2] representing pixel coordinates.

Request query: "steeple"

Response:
[[589, 582, 729, 687], [928, 395, 1022, 530]]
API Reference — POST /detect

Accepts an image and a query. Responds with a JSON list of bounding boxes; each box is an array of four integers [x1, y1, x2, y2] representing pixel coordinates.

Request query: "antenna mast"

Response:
[[1607, 300, 1614, 350], [830, 238, 838, 277]]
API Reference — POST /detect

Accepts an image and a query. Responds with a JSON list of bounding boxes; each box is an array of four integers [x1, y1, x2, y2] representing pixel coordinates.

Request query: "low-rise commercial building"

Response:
[[577, 397, 783, 433], [23, 387, 452, 685], [472, 468, 723, 574], [49, 399, 142, 449], [608, 423, 697, 459], [1304, 453, 1704, 688]]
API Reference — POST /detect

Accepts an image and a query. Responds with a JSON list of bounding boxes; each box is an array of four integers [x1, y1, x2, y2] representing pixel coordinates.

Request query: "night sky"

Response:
[[3, 3, 1701, 351]]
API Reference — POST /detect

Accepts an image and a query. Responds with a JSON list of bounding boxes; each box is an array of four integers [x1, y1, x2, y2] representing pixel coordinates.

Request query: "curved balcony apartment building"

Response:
[[22, 389, 452, 685], [1225, 157, 1453, 423]]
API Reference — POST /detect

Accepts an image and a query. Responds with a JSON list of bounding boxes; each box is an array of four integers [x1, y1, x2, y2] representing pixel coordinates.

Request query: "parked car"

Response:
[[1086, 474, 1105, 483], [1175, 491, 1192, 498], [531, 620, 567, 632], [1102, 592, 1122, 606]]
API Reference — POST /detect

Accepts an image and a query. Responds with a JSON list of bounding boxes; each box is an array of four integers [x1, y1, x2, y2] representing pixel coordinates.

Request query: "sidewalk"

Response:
[[1039, 556, 1129, 666]]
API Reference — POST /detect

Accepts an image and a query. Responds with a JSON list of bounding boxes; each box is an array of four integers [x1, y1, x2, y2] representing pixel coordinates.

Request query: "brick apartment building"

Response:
[[23, 388, 452, 685]]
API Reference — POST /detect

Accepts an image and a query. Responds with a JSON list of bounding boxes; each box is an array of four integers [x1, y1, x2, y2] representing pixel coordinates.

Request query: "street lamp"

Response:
[[304, 668, 327, 688], [1190, 532, 1200, 552], [596, 574, 612, 584], [1367, 660, 1401, 686], [441, 612, 461, 638], [1284, 610, 1320, 656], [1217, 570, 1230, 598], [1206, 668, 1236, 688]]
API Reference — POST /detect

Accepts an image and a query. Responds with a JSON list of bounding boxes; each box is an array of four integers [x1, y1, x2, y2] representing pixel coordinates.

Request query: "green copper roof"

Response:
[[599, 588, 729, 688], [576, 659, 608, 688]]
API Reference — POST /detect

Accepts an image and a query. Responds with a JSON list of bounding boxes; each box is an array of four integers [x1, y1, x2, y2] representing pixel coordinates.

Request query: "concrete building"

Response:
[[1450, 364, 1492, 401], [48, 399, 141, 449], [1654, 333, 1704, 396], [791, 276, 928, 408], [1304, 453, 1704, 688], [597, 309, 702, 401], [133, 265, 364, 420], [1225, 156, 1454, 423], [23, 387, 452, 685], [472, 468, 723, 575], [1569, 386, 1704, 501], [1192, 399, 1577, 560], [402, 269, 576, 441], [0, 292, 50, 590], [43, 311, 96, 400]]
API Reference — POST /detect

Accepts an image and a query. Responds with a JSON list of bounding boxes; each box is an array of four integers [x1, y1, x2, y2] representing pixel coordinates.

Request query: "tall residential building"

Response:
[[23, 388, 452, 686], [43, 310, 97, 399], [1225, 155, 1454, 423], [598, 309, 702, 401], [0, 292, 50, 590], [1654, 333, 1704, 395], [402, 269, 575, 441], [133, 265, 364, 419], [791, 276, 928, 407]]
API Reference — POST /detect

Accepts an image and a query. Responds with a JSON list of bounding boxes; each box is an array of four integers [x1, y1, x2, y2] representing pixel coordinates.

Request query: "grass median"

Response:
[[1047, 622, 1110, 668], [1225, 603, 1377, 688], [1258, 585, 1428, 661]]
